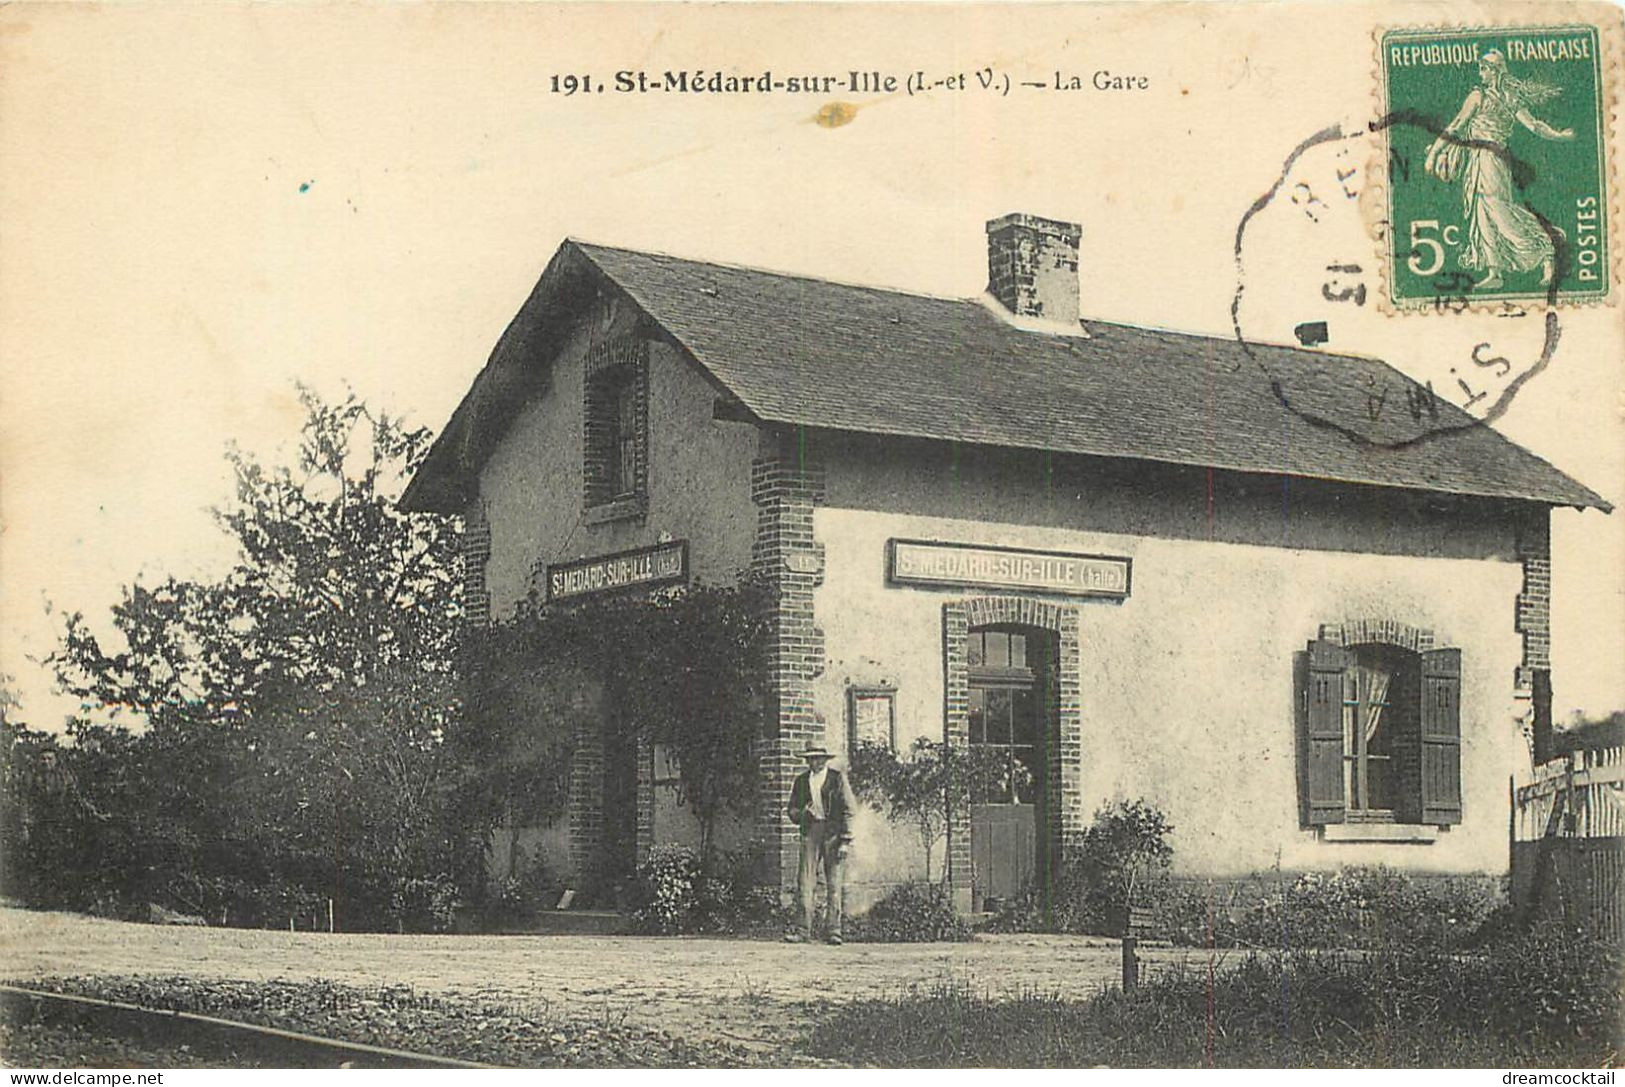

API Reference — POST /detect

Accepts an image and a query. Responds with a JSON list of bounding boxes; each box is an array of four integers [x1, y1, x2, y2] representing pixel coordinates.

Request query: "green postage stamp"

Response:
[[1381, 25, 1609, 307]]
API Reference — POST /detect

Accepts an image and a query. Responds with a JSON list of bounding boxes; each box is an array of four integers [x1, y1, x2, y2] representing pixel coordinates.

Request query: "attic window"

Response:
[[583, 338, 649, 520]]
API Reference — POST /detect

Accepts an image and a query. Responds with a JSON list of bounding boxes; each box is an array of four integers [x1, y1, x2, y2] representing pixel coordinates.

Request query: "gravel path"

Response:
[[0, 908, 1198, 1051]]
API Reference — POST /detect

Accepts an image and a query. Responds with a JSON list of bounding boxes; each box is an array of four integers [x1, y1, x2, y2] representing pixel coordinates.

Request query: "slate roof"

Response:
[[401, 239, 1610, 514]]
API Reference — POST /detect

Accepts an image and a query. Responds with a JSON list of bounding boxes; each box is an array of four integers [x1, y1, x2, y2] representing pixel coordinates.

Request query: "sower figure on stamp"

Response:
[[1424, 50, 1575, 290], [784, 743, 857, 945]]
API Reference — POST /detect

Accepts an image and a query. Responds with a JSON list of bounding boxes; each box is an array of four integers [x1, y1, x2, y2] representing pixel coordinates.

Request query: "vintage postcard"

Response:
[[1, 0, 1621, 1073]]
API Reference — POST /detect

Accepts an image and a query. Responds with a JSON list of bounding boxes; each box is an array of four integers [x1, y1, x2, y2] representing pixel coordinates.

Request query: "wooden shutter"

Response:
[[1298, 640, 1348, 825], [1418, 648, 1463, 825]]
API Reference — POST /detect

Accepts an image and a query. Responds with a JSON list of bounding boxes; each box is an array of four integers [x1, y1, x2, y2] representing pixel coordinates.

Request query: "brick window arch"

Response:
[[1297, 619, 1462, 829]]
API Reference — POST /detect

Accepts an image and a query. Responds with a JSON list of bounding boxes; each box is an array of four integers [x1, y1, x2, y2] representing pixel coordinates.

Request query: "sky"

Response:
[[2, 1, 1621, 729]]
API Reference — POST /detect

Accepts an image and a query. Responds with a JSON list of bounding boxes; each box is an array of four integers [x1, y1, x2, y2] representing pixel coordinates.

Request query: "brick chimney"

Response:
[[985, 213, 1082, 326]]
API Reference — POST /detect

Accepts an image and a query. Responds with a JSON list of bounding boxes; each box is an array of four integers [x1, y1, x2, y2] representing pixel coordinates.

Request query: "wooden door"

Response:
[[967, 628, 1045, 911]]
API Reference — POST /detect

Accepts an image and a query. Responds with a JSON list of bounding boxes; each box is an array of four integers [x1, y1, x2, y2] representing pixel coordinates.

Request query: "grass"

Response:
[[5, 976, 755, 1067], [806, 933, 1624, 1067]]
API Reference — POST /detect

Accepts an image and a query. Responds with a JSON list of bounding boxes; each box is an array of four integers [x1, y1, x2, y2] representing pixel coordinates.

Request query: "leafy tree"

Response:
[[452, 622, 593, 895], [465, 583, 772, 882], [610, 583, 771, 868], [0, 684, 75, 905], [42, 388, 468, 928], [849, 738, 1021, 884]]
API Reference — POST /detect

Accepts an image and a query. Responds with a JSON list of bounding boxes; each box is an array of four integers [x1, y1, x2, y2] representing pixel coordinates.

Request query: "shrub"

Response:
[[485, 854, 555, 927], [993, 798, 1173, 935], [626, 846, 785, 936], [1153, 867, 1507, 951], [849, 883, 972, 943], [389, 875, 460, 933], [689, 850, 786, 935], [849, 739, 1025, 884], [630, 845, 703, 934]]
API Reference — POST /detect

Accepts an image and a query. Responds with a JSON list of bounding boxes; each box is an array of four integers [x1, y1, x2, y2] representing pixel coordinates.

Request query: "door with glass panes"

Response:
[[966, 626, 1048, 911]]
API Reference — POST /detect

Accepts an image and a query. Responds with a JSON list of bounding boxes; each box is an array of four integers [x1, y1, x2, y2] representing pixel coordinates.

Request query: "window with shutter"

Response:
[[1296, 634, 1463, 830], [1299, 640, 1348, 825], [1417, 648, 1463, 825]]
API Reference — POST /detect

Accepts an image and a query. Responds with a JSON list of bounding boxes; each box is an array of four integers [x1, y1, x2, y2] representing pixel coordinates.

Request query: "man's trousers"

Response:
[[797, 818, 844, 937]]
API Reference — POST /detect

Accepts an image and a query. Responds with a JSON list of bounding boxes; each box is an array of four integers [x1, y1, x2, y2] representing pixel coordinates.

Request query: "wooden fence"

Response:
[[1511, 745, 1624, 943]]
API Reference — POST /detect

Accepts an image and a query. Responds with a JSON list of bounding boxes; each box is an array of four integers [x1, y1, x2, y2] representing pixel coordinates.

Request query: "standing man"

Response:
[[785, 743, 857, 944]]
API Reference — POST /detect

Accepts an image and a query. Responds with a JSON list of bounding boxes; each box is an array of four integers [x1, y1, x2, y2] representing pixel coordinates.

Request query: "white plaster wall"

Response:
[[477, 331, 758, 619], [812, 505, 1528, 880]]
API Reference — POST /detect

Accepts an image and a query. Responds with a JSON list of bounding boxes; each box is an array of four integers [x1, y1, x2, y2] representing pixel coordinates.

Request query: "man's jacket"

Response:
[[787, 766, 858, 841]]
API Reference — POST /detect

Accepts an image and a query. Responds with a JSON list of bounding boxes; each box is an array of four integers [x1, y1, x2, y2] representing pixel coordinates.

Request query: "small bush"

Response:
[[485, 854, 555, 927], [993, 798, 1173, 935], [1154, 867, 1506, 951], [689, 850, 786, 935], [628, 846, 786, 935], [186, 875, 327, 931], [389, 875, 460, 934], [630, 846, 703, 934], [849, 883, 972, 943]]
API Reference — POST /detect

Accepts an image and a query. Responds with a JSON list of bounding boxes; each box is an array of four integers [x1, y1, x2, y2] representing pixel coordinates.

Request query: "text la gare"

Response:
[[1056, 71, 1150, 91]]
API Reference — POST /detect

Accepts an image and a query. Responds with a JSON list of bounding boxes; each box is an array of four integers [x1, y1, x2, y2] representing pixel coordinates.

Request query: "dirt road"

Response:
[[0, 909, 1197, 1050]]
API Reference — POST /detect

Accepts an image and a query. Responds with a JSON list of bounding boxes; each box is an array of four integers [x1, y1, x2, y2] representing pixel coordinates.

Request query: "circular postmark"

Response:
[[1231, 113, 1563, 449]]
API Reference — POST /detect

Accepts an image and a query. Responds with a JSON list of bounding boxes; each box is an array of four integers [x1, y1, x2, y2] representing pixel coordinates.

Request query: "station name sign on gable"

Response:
[[887, 539, 1130, 599], [546, 540, 689, 602]]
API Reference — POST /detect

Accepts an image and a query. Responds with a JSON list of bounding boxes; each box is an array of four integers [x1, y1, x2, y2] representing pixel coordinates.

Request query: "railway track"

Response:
[[0, 983, 492, 1069]]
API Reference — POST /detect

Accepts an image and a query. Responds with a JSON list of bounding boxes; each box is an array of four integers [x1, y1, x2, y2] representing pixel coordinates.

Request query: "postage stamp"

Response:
[[1379, 25, 1609, 308]]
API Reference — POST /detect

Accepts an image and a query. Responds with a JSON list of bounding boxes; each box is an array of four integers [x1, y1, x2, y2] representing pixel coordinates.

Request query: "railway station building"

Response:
[[401, 214, 1609, 912]]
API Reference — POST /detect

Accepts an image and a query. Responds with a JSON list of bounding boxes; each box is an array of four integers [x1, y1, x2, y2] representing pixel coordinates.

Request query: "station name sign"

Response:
[[887, 539, 1130, 599], [546, 540, 689, 602]]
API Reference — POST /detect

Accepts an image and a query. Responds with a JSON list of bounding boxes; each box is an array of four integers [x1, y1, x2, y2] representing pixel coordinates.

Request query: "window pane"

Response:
[[1011, 689, 1036, 745], [984, 633, 1010, 668], [1010, 633, 1027, 669], [618, 440, 637, 495], [852, 694, 893, 749], [968, 689, 986, 744], [617, 383, 637, 428], [600, 385, 623, 493], [1344, 756, 1357, 809], [984, 689, 1012, 744], [966, 634, 985, 668], [615, 386, 638, 495]]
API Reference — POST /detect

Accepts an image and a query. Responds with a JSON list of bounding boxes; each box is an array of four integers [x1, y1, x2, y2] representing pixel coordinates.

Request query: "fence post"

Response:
[[1508, 774, 1515, 873], [1563, 753, 1577, 835]]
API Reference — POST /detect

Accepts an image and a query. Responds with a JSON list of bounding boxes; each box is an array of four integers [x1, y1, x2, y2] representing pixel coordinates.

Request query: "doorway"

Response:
[[966, 625, 1050, 911]]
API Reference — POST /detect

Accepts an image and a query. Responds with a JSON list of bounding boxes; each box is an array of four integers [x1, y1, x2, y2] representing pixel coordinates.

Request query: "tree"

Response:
[[610, 583, 771, 867], [463, 582, 773, 882], [43, 387, 469, 928], [848, 737, 1020, 884]]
